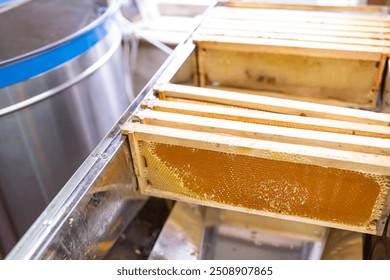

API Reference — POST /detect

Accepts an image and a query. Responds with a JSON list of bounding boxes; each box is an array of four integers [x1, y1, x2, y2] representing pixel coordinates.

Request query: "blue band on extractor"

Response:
[[0, 19, 110, 89]]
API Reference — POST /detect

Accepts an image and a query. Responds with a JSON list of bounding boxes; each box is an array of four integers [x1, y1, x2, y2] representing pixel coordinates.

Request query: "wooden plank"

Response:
[[197, 28, 390, 48], [213, 6, 390, 23], [123, 123, 390, 176], [206, 17, 390, 36], [133, 109, 390, 155], [124, 122, 390, 234], [154, 84, 390, 125], [193, 35, 387, 60], [209, 8, 390, 28], [203, 20, 390, 40], [144, 99, 390, 138], [204, 85, 372, 109], [210, 8, 390, 28], [223, 1, 388, 14]]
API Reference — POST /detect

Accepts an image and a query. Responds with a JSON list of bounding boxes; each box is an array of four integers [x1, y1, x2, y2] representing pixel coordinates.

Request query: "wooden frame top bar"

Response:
[[214, 6, 390, 23], [144, 98, 390, 138], [134, 109, 390, 155], [195, 2, 390, 57], [221, 1, 388, 14], [154, 83, 390, 125], [123, 122, 390, 176]]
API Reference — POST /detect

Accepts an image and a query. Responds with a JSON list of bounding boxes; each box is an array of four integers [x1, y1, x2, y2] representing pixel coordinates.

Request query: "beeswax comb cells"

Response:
[[123, 122, 390, 235]]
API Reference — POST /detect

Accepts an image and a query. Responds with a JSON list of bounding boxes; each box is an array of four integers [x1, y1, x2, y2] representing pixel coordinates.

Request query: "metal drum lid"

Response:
[[0, 0, 119, 89]]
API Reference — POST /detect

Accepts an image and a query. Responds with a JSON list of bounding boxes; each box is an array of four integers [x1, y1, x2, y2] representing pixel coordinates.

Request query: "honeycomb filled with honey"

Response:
[[138, 140, 389, 231]]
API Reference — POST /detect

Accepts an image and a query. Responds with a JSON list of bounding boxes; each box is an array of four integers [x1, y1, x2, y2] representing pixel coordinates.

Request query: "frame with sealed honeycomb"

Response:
[[122, 84, 390, 235]]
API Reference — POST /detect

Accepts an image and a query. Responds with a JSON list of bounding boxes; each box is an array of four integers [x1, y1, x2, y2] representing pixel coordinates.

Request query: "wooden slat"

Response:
[[203, 20, 390, 40], [199, 5, 390, 50], [223, 1, 388, 14], [123, 123, 390, 175], [144, 99, 390, 138], [197, 28, 390, 48], [134, 109, 390, 155], [205, 17, 390, 37], [194, 34, 387, 60], [204, 85, 373, 110], [210, 9, 390, 28], [213, 6, 390, 23], [154, 84, 390, 125]]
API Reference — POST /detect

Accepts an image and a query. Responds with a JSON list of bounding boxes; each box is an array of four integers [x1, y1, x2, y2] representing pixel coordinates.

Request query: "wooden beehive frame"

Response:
[[123, 121, 390, 235], [192, 2, 390, 109], [122, 83, 390, 235]]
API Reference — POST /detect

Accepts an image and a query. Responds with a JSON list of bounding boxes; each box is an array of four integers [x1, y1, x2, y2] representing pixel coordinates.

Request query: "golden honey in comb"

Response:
[[139, 141, 389, 230]]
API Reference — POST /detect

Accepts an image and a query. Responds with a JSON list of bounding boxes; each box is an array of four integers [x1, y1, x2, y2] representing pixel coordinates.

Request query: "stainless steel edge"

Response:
[[5, 36, 195, 260]]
